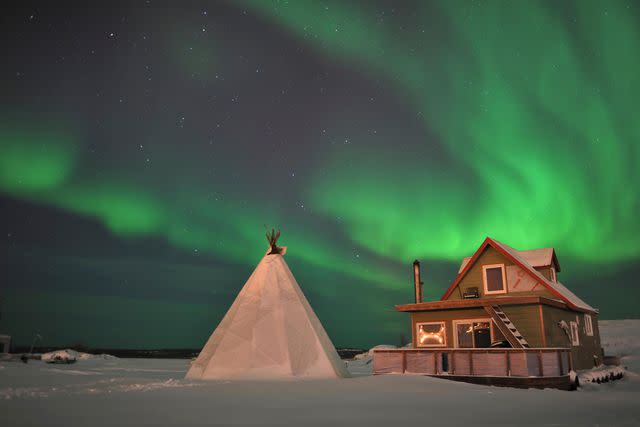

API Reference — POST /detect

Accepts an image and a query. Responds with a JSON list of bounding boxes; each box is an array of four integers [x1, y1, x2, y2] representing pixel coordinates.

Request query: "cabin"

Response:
[[373, 237, 603, 389]]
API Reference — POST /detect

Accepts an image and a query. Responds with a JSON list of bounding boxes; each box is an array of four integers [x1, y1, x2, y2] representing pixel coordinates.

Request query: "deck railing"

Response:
[[373, 348, 572, 377]]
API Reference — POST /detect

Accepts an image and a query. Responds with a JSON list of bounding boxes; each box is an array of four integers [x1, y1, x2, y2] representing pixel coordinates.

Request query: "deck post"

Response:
[[450, 351, 455, 374], [469, 351, 474, 375], [557, 350, 563, 375], [401, 350, 406, 374], [433, 351, 437, 375], [538, 350, 544, 377], [505, 350, 511, 376], [568, 350, 574, 372]]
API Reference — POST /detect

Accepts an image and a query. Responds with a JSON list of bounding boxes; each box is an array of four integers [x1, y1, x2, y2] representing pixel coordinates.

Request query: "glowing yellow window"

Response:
[[416, 322, 446, 347]]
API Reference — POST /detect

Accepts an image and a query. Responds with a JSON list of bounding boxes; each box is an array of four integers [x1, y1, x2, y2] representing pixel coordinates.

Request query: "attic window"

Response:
[[416, 322, 446, 347], [550, 267, 557, 282], [482, 264, 507, 295]]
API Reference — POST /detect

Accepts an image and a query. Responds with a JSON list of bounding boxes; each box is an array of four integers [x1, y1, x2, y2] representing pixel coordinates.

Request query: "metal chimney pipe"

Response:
[[413, 260, 423, 303]]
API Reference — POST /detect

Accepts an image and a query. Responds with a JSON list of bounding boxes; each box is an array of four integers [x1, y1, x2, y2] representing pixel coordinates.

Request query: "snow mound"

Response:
[[41, 349, 117, 363], [76, 352, 117, 361], [368, 345, 397, 356], [352, 344, 398, 361], [367, 344, 398, 357], [41, 350, 78, 363], [579, 366, 626, 385]]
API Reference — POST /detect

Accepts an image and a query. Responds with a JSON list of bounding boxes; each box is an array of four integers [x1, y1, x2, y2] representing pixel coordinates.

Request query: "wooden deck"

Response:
[[373, 348, 573, 390]]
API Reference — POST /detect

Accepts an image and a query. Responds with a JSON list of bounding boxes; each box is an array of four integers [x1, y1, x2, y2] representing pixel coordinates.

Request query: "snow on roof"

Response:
[[550, 280, 597, 313], [458, 247, 557, 273], [489, 239, 596, 313], [458, 257, 473, 274], [519, 248, 557, 269]]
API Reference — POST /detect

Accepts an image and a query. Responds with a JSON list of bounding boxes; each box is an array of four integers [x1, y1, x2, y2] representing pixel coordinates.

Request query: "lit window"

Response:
[[570, 321, 580, 346], [584, 314, 593, 336], [482, 264, 506, 295], [454, 320, 492, 348], [416, 322, 446, 347]]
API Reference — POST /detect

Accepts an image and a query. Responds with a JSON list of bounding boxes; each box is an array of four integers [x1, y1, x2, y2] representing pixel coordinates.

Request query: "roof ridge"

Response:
[[444, 237, 595, 313]]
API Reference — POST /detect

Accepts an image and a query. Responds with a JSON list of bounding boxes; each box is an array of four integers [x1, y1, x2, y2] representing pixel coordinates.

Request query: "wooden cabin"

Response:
[[373, 237, 603, 389]]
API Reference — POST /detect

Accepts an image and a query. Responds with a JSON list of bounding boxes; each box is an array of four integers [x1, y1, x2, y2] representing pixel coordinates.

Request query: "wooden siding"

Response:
[[445, 246, 510, 300], [535, 267, 552, 281], [407, 302, 603, 371], [542, 305, 603, 370], [410, 303, 554, 350], [500, 304, 544, 347], [445, 246, 557, 301], [411, 307, 506, 348]]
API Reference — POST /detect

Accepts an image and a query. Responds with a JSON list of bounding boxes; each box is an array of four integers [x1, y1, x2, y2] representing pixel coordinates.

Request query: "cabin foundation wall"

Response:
[[373, 348, 572, 390]]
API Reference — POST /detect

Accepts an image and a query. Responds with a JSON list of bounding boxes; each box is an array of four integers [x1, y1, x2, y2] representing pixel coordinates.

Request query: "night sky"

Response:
[[2, 1, 639, 350]]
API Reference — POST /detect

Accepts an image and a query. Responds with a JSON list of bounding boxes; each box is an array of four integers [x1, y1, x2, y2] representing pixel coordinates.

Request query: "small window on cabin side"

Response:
[[584, 314, 594, 336], [482, 264, 506, 294], [416, 322, 446, 347], [570, 321, 580, 346]]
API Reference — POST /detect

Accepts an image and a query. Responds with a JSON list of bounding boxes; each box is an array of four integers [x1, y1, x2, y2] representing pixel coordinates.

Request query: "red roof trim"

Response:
[[441, 237, 491, 300], [440, 237, 582, 312]]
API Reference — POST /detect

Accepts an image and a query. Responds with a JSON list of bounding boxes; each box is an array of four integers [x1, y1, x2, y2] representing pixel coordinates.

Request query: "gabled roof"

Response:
[[458, 247, 561, 273], [442, 237, 596, 314]]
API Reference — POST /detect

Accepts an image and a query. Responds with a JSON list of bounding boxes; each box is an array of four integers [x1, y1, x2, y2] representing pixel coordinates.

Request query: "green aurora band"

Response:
[[0, 121, 399, 289], [1, 0, 639, 302], [241, 0, 640, 263]]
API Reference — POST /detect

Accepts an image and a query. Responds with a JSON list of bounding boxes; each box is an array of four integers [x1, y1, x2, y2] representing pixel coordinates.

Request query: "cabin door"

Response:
[[473, 324, 491, 348]]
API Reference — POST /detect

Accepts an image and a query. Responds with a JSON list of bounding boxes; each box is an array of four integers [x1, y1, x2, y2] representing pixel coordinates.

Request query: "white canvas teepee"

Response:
[[186, 238, 349, 380]]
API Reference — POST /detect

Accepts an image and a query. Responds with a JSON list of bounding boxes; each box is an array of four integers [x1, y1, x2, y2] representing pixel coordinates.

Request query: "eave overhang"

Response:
[[395, 296, 597, 315]]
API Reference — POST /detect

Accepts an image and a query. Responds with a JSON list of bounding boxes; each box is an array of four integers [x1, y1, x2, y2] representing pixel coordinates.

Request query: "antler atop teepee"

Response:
[[266, 227, 282, 255]]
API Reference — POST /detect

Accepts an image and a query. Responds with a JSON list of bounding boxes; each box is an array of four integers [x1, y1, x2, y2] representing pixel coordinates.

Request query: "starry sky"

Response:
[[2, 0, 639, 349]]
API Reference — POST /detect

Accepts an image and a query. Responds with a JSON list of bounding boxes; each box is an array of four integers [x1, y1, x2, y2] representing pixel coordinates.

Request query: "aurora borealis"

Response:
[[1, 1, 639, 349]]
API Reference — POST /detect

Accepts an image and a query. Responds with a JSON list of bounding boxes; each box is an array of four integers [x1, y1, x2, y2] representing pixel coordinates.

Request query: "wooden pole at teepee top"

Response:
[[266, 228, 282, 255]]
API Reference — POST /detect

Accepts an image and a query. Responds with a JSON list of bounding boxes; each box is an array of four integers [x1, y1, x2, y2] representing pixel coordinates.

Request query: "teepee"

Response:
[[186, 230, 349, 380]]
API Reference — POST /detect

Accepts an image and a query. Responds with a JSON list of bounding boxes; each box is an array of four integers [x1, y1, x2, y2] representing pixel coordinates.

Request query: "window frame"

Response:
[[482, 264, 507, 295], [415, 321, 447, 348], [584, 314, 594, 336], [452, 318, 494, 348], [570, 321, 580, 346]]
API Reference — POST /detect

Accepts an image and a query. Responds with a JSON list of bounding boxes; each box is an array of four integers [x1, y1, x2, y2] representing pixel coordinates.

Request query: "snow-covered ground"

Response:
[[1, 320, 639, 426]]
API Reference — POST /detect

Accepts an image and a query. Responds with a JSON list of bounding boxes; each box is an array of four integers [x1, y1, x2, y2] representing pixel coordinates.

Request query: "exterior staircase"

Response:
[[484, 305, 530, 348]]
